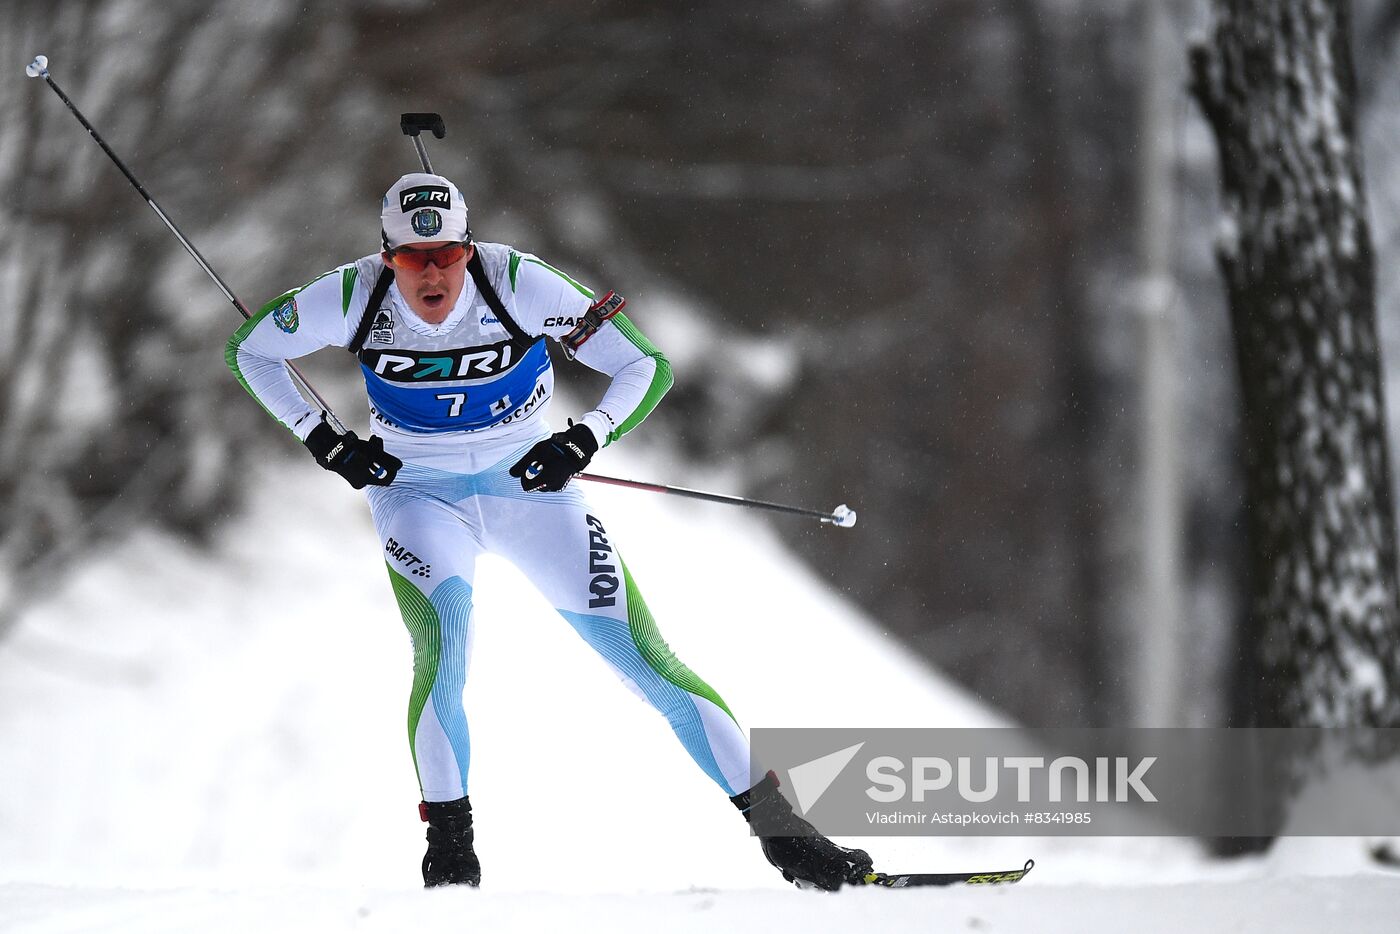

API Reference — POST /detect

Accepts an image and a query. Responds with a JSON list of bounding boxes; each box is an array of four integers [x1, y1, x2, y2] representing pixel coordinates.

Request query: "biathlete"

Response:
[[226, 172, 872, 890]]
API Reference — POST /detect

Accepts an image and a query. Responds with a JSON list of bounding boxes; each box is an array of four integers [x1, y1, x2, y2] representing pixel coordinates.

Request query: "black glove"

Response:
[[509, 422, 598, 492], [304, 418, 402, 489]]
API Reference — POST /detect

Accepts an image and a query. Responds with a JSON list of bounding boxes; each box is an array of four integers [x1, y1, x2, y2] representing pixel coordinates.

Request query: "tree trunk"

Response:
[[1190, 0, 1400, 728]]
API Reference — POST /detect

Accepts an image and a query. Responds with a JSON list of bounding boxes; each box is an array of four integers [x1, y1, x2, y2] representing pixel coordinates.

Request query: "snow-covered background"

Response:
[[3, 444, 1398, 930], [6, 0, 1400, 929]]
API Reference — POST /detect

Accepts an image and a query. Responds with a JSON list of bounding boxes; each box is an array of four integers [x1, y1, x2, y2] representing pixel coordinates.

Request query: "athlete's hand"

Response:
[[304, 417, 402, 489], [509, 423, 598, 492]]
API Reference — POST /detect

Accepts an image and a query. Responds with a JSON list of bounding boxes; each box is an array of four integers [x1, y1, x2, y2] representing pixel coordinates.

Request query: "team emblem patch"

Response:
[[272, 296, 299, 334], [411, 208, 443, 237]]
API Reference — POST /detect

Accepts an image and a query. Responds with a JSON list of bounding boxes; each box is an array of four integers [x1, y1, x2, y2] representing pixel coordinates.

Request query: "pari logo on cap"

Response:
[[400, 185, 450, 212], [381, 172, 469, 249]]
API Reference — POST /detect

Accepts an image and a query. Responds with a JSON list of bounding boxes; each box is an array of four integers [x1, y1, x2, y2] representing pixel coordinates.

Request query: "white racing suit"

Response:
[[226, 242, 751, 800]]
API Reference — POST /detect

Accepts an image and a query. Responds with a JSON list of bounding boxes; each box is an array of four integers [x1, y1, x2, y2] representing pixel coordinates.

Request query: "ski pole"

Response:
[[25, 54, 352, 435], [395, 113, 857, 529], [577, 473, 857, 527]]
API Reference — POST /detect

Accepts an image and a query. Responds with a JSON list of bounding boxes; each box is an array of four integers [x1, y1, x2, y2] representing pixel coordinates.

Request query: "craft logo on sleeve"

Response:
[[399, 185, 451, 212], [272, 295, 299, 334]]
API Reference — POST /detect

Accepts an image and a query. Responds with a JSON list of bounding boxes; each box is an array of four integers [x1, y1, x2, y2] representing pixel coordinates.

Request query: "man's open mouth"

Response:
[[421, 291, 446, 309]]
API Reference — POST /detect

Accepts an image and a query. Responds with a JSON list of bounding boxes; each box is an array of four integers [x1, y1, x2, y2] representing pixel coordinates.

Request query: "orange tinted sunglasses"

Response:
[[386, 241, 469, 272]]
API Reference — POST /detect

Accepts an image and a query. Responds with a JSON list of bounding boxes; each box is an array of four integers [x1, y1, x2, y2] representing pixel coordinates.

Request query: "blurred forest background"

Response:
[[4, 0, 1400, 729]]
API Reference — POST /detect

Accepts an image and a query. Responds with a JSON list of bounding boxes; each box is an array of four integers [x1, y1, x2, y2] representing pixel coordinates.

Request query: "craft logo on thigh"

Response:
[[585, 515, 620, 608], [386, 536, 432, 579]]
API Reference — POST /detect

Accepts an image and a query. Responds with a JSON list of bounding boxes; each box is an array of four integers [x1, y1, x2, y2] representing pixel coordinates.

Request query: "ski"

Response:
[[857, 858, 1034, 888]]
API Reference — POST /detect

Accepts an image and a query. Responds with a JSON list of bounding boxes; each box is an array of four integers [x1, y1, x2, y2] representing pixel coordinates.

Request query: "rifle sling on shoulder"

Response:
[[348, 266, 395, 356]]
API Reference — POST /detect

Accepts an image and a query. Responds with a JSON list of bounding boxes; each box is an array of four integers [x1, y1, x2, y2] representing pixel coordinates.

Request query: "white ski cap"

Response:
[[380, 173, 470, 250]]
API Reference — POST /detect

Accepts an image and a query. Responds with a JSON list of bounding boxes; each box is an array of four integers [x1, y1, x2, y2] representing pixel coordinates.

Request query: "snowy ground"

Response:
[[4, 875, 1400, 934], [2, 448, 1397, 931]]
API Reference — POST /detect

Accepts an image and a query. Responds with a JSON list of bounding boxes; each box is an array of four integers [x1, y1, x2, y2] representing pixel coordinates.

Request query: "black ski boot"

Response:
[[420, 796, 481, 887], [731, 771, 873, 891]]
